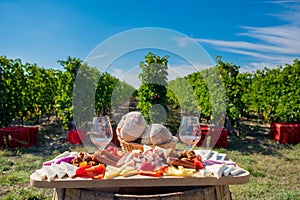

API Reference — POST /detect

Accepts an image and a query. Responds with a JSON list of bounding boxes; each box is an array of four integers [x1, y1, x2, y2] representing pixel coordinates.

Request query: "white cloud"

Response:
[[238, 26, 300, 54], [240, 62, 283, 73], [196, 38, 293, 54], [268, 0, 300, 4], [85, 54, 107, 61], [250, 62, 278, 69], [190, 1, 300, 71], [218, 48, 295, 63]]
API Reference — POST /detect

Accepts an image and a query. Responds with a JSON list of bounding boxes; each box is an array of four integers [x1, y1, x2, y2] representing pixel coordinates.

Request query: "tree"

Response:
[[55, 57, 83, 128], [215, 57, 243, 133], [239, 59, 300, 123], [186, 72, 211, 120], [137, 52, 169, 123], [0, 56, 15, 126]]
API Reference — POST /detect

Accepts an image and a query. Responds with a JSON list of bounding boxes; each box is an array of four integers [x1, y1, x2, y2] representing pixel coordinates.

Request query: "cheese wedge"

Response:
[[122, 170, 138, 177], [199, 169, 213, 177], [42, 166, 56, 182], [60, 162, 77, 178], [223, 165, 235, 176], [52, 164, 67, 179], [179, 166, 195, 177], [105, 165, 123, 179], [205, 164, 227, 179], [230, 167, 244, 176], [166, 166, 195, 177], [209, 151, 218, 161], [120, 166, 137, 177], [36, 169, 47, 180]]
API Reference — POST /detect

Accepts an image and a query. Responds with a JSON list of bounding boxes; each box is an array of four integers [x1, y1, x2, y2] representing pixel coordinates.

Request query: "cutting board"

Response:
[[30, 170, 250, 188]]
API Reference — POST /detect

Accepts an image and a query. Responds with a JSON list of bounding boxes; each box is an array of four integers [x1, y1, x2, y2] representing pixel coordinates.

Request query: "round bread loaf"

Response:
[[117, 111, 147, 142], [147, 124, 173, 145], [140, 125, 152, 145]]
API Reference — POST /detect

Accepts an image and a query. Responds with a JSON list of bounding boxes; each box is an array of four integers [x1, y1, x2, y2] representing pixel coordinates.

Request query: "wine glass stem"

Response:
[[190, 142, 197, 150]]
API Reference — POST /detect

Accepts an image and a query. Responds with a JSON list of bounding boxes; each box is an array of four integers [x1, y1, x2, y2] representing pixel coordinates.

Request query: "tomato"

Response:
[[196, 154, 202, 161], [86, 164, 106, 179], [139, 170, 163, 177], [156, 165, 169, 173], [93, 174, 105, 179], [192, 158, 204, 170], [75, 164, 106, 179], [75, 165, 91, 178]]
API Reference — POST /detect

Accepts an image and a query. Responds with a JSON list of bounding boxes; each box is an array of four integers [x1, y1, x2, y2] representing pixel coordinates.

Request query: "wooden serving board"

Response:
[[30, 170, 250, 188]]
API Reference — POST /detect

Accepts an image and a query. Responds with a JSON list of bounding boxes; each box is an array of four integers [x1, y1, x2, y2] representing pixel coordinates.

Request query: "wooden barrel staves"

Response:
[[53, 185, 231, 200]]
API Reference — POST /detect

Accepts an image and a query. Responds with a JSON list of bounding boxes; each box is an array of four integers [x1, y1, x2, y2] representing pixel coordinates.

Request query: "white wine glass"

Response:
[[179, 116, 201, 150], [90, 116, 113, 150]]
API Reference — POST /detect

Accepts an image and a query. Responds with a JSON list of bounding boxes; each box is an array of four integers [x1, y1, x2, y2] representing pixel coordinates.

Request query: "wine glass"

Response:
[[179, 116, 201, 150], [89, 116, 113, 150]]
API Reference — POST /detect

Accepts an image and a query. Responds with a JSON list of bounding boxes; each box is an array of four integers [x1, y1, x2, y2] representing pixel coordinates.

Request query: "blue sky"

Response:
[[1, 0, 299, 75]]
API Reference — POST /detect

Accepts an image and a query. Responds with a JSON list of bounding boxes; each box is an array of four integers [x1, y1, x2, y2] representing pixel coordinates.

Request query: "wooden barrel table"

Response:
[[53, 185, 231, 200]]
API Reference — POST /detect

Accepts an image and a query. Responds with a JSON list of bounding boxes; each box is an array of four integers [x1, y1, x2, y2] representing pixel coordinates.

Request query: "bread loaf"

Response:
[[117, 112, 147, 142], [141, 124, 173, 145], [140, 125, 152, 145]]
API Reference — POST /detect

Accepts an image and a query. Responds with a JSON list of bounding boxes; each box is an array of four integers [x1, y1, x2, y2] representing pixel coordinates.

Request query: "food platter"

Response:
[[29, 147, 250, 189], [30, 169, 250, 188]]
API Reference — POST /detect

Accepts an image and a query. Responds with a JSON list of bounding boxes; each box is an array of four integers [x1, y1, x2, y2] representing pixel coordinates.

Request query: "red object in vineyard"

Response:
[[67, 130, 86, 144], [0, 126, 39, 148], [9, 127, 30, 148], [295, 124, 300, 144], [270, 122, 300, 144], [196, 125, 228, 148], [28, 127, 39, 146], [196, 125, 209, 147], [210, 126, 228, 149]]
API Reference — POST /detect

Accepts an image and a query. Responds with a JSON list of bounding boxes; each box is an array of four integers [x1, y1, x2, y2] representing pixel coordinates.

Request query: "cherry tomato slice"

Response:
[[75, 165, 91, 178], [86, 164, 106, 178]]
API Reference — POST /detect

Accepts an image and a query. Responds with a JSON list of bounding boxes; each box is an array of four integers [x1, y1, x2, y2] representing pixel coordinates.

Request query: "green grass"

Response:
[[0, 119, 79, 200], [0, 149, 53, 199], [226, 120, 300, 200], [0, 119, 300, 199]]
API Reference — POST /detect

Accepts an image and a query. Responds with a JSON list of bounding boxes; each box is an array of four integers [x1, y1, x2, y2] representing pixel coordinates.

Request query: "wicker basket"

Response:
[[118, 136, 178, 152]]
